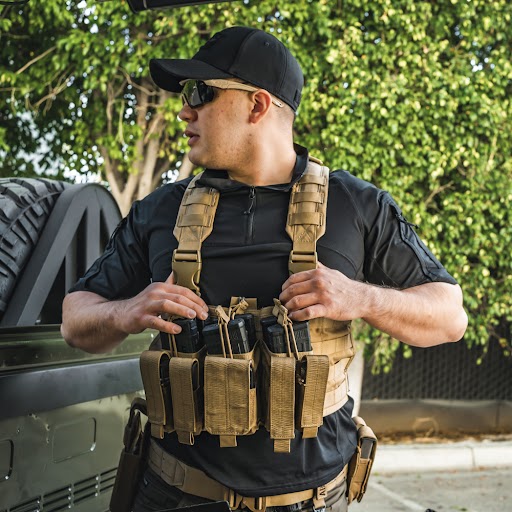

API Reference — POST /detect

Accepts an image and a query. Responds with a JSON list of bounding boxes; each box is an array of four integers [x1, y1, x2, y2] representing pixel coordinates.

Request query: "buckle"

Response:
[[172, 249, 202, 294], [288, 250, 318, 274]]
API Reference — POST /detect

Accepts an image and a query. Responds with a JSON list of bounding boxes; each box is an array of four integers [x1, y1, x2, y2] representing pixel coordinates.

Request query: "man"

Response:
[[61, 26, 468, 512]]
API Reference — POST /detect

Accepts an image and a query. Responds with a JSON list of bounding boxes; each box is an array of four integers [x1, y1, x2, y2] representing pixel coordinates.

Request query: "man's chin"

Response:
[[187, 149, 204, 167], [188, 149, 218, 170]]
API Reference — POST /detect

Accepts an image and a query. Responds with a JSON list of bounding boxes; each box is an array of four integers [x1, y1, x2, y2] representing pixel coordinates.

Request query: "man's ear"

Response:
[[248, 90, 273, 124]]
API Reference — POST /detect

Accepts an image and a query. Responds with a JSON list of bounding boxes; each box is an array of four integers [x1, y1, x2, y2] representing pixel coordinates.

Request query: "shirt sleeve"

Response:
[[68, 200, 151, 300], [362, 190, 457, 288]]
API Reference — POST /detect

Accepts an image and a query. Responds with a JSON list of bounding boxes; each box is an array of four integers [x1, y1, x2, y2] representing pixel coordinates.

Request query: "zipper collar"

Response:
[[197, 143, 309, 192]]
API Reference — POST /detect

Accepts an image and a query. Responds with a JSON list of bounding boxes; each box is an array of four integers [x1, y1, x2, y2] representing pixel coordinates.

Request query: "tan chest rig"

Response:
[[139, 158, 355, 453]]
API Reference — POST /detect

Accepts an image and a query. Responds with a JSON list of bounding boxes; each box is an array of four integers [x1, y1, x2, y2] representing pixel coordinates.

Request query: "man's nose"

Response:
[[178, 103, 197, 122]]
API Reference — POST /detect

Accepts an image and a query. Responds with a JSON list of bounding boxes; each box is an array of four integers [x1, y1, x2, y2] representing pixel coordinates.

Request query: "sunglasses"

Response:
[[179, 79, 284, 109]]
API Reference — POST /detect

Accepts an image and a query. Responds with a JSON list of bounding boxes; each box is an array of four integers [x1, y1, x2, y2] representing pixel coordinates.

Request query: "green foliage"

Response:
[[1, 0, 511, 366]]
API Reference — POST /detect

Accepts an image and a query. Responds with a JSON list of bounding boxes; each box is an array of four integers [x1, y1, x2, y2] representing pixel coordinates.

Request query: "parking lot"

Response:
[[351, 467, 511, 512]]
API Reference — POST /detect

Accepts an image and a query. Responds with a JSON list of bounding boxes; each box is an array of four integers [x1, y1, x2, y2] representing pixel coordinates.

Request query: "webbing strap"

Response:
[[140, 350, 173, 439], [269, 356, 296, 453], [286, 160, 329, 274], [172, 173, 219, 294]]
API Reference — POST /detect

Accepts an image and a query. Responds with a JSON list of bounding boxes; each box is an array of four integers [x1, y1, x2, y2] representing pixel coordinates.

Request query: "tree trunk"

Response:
[[177, 154, 195, 181]]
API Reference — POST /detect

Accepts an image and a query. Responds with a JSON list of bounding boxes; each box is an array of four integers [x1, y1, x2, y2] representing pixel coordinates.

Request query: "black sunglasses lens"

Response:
[[182, 81, 215, 108]]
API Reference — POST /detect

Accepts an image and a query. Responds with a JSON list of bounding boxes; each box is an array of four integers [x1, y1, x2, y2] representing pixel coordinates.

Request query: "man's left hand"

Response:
[[279, 262, 368, 322]]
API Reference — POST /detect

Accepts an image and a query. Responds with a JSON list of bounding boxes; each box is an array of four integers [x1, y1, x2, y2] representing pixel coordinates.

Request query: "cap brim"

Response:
[[149, 58, 233, 92]]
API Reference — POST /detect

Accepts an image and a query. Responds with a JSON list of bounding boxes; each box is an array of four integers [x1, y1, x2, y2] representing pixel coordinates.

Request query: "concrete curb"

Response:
[[373, 440, 512, 473]]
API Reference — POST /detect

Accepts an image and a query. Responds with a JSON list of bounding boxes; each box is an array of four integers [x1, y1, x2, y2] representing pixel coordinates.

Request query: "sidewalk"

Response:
[[373, 438, 512, 473]]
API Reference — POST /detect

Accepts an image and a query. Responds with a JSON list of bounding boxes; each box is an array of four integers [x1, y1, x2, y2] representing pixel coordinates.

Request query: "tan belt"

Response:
[[148, 439, 347, 512]]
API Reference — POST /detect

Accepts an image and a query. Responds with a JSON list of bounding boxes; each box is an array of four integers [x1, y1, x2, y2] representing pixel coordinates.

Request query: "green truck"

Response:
[[0, 178, 153, 512]]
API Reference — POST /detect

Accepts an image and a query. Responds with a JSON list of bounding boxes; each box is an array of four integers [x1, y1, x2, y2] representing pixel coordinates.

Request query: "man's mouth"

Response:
[[185, 130, 199, 145]]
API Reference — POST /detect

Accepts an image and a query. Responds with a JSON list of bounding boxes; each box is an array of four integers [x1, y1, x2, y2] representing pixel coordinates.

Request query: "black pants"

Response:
[[132, 468, 348, 512]]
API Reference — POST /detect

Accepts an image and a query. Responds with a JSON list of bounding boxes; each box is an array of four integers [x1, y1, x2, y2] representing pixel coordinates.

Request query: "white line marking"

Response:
[[368, 481, 426, 511]]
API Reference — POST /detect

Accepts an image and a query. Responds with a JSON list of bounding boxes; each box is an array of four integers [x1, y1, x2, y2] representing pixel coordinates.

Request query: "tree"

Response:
[[1, 0, 225, 213], [1, 0, 511, 366]]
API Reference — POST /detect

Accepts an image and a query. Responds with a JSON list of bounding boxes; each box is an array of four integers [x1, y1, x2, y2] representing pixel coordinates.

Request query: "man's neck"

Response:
[[227, 145, 297, 187]]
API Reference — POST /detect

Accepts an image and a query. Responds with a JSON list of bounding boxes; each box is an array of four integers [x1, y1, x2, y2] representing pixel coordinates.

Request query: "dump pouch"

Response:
[[109, 397, 150, 512], [203, 349, 258, 448], [346, 416, 378, 504], [169, 347, 206, 445], [139, 350, 174, 438]]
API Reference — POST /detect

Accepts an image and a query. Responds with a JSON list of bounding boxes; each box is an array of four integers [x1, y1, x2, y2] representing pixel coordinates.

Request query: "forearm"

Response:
[[280, 265, 468, 347], [362, 282, 468, 347], [61, 291, 130, 354], [61, 277, 209, 354]]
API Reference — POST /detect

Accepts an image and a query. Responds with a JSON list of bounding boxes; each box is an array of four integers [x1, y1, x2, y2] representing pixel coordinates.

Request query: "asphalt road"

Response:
[[350, 467, 511, 512]]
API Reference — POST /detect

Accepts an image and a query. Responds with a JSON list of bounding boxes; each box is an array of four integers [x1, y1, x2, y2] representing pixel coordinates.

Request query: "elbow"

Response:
[[442, 284, 468, 343], [446, 307, 469, 343], [61, 322, 71, 345], [60, 322, 80, 350]]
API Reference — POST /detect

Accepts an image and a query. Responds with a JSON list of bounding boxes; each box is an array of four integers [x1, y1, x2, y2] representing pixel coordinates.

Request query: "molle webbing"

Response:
[[172, 174, 219, 294], [287, 157, 329, 274]]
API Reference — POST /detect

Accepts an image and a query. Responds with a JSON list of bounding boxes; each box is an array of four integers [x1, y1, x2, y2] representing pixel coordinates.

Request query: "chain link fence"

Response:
[[362, 335, 512, 401]]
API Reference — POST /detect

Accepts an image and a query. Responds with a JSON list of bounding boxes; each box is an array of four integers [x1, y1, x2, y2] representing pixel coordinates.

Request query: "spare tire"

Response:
[[0, 178, 68, 320]]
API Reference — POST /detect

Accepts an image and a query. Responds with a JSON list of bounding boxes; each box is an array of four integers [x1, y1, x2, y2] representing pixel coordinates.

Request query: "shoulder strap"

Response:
[[172, 173, 220, 294], [172, 157, 329, 291], [286, 157, 329, 274]]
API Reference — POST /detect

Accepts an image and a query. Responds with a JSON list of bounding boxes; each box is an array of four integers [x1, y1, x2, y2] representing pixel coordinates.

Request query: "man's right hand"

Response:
[[117, 272, 209, 335], [61, 272, 209, 353]]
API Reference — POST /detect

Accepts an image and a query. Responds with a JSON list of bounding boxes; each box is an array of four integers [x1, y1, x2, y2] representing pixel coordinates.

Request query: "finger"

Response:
[[160, 280, 209, 314], [281, 268, 316, 291], [281, 292, 320, 314], [279, 281, 316, 304], [158, 297, 208, 320], [144, 314, 183, 334], [288, 303, 327, 322]]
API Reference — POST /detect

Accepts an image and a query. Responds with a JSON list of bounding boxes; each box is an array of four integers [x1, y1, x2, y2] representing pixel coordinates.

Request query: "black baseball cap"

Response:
[[150, 26, 303, 112]]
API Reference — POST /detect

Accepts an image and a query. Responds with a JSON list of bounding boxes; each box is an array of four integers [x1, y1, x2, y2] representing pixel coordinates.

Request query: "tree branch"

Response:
[[120, 68, 157, 96], [33, 70, 72, 112], [16, 46, 56, 75], [424, 181, 454, 209]]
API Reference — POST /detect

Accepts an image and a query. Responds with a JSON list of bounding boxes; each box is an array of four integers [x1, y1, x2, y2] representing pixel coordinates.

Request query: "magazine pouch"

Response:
[[169, 346, 206, 446], [139, 350, 174, 439], [295, 353, 330, 438], [203, 306, 258, 448], [260, 341, 297, 453]]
